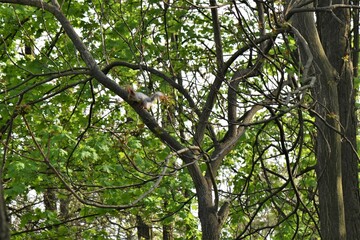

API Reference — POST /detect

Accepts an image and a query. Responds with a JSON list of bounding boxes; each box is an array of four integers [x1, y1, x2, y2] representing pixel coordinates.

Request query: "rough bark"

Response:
[[289, 1, 360, 238], [199, 203, 220, 240], [290, 3, 345, 239], [316, 1, 360, 238]]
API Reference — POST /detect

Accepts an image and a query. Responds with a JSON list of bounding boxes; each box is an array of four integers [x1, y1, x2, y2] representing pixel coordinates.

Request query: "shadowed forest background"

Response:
[[1, 0, 360, 239]]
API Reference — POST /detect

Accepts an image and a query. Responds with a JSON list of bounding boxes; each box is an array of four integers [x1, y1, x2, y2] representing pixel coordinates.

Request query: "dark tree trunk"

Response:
[[312, 58, 346, 240], [316, 1, 360, 238], [162, 224, 173, 240], [0, 181, 10, 240], [290, 2, 345, 239], [290, 1, 360, 239], [197, 178, 230, 240], [137, 215, 152, 240], [199, 206, 220, 240]]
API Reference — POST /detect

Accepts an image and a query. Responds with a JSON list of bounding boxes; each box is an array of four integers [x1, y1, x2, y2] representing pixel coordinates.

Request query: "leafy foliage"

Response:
[[1, 0, 356, 239]]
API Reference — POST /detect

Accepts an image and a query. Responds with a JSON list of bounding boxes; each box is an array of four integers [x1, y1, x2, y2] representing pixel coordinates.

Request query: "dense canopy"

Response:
[[0, 0, 359, 239]]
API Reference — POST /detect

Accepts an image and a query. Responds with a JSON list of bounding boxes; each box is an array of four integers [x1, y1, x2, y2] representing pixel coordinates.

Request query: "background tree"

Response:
[[289, 1, 360, 238], [0, 0, 359, 239]]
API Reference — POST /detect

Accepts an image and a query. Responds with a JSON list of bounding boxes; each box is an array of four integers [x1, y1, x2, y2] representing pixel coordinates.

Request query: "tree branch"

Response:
[[102, 61, 199, 114], [194, 0, 225, 145], [0, 0, 208, 199]]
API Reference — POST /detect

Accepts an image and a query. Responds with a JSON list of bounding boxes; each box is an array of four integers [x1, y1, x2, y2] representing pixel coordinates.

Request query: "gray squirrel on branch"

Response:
[[126, 86, 167, 110]]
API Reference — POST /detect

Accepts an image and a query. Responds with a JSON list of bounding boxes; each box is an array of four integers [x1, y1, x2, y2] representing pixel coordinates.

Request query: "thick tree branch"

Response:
[[102, 61, 199, 114], [208, 37, 276, 180], [0, 0, 208, 196]]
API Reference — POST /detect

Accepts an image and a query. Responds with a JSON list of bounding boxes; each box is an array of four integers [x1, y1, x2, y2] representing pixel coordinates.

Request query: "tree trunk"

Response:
[[290, 2, 347, 238], [162, 224, 173, 240], [0, 136, 10, 240], [313, 62, 346, 240], [137, 215, 152, 240], [0, 181, 10, 240], [316, 1, 360, 238], [199, 205, 220, 240], [44, 188, 57, 211], [197, 179, 228, 240]]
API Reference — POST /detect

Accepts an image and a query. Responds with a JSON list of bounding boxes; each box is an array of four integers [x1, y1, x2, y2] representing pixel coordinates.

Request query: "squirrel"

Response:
[[126, 86, 167, 110]]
